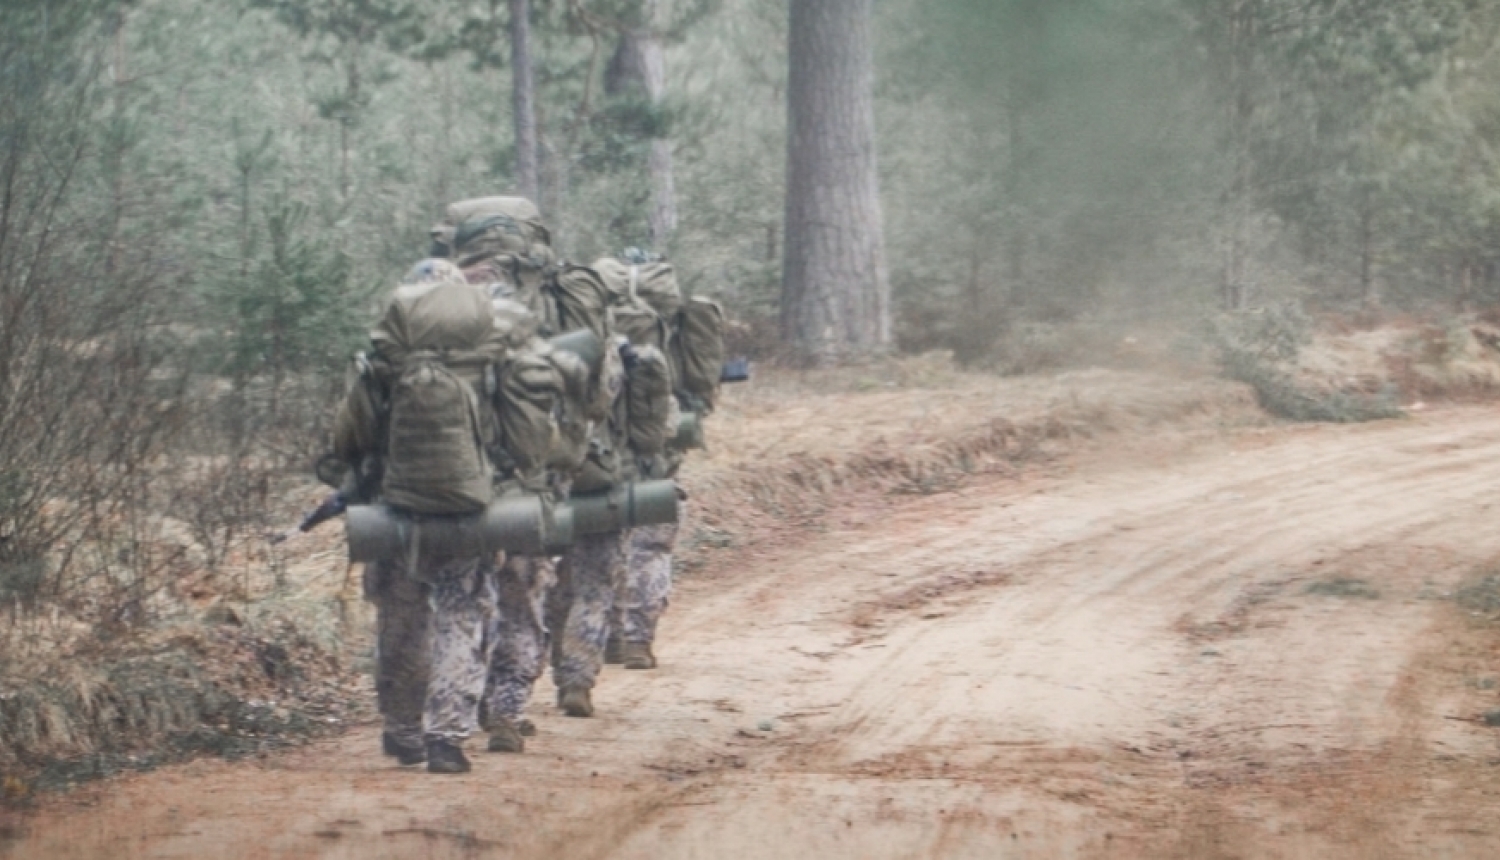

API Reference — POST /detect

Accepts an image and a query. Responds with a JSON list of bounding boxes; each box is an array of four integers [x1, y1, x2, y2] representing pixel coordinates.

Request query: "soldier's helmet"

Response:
[[402, 258, 465, 285]]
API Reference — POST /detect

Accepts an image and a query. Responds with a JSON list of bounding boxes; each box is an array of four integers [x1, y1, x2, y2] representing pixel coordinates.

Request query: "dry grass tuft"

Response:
[[0, 549, 369, 794], [679, 357, 1260, 567]]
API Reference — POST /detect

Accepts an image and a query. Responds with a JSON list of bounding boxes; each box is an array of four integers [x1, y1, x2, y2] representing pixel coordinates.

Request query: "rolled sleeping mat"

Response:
[[345, 481, 679, 563], [545, 504, 576, 554], [673, 410, 704, 450], [346, 494, 554, 563], [566, 480, 680, 538]]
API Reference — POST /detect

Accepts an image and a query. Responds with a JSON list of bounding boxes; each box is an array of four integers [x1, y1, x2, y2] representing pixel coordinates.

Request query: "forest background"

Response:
[[3, 0, 1500, 775]]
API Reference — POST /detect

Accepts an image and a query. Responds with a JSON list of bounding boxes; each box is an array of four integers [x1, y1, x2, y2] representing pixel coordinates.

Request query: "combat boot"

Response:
[[604, 636, 624, 664], [558, 685, 594, 718], [425, 739, 471, 774], [382, 731, 426, 766], [515, 718, 536, 737], [621, 641, 656, 670], [486, 718, 525, 753]]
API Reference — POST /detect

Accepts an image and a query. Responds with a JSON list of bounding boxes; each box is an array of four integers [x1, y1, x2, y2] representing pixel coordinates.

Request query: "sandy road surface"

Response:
[[9, 405, 1500, 859]]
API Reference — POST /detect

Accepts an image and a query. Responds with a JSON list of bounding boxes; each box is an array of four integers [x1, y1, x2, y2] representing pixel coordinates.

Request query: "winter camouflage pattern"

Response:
[[423, 554, 501, 743], [366, 560, 429, 750], [548, 530, 627, 691], [482, 553, 555, 725], [363, 553, 501, 747], [617, 518, 680, 645]]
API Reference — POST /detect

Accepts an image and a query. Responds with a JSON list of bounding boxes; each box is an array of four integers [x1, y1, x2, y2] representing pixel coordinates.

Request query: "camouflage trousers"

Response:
[[612, 518, 681, 645], [547, 530, 626, 691], [481, 554, 555, 726], [366, 553, 500, 747]]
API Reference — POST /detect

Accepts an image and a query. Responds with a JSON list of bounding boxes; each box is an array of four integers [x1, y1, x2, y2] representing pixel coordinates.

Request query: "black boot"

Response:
[[426, 739, 472, 774], [382, 731, 426, 766]]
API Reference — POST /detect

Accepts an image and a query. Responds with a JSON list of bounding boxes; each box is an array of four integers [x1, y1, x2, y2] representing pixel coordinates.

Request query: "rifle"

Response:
[[268, 492, 348, 545]]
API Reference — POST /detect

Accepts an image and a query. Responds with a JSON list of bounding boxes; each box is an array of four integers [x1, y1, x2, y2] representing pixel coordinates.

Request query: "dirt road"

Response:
[[9, 404, 1500, 859]]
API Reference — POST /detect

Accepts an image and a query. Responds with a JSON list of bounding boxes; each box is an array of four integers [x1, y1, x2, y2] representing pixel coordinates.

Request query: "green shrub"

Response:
[[1209, 305, 1403, 423]]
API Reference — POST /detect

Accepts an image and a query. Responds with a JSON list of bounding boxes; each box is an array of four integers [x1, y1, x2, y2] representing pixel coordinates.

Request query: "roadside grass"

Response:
[[678, 355, 1263, 569]]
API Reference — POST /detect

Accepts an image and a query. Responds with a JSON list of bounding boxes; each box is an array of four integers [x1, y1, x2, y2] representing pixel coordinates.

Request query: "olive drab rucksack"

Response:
[[592, 254, 677, 350], [568, 339, 628, 494], [488, 293, 615, 485], [546, 263, 612, 342], [592, 255, 682, 317], [436, 196, 556, 289], [486, 299, 563, 490], [672, 297, 727, 412], [593, 250, 728, 413], [364, 263, 506, 515], [625, 343, 678, 460], [437, 196, 612, 343]]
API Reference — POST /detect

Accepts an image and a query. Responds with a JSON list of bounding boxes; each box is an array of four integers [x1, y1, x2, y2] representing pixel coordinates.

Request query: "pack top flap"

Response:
[[371, 278, 496, 361], [592, 256, 681, 319]]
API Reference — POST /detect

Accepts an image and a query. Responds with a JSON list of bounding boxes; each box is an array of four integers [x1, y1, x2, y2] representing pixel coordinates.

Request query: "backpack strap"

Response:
[[354, 351, 393, 501]]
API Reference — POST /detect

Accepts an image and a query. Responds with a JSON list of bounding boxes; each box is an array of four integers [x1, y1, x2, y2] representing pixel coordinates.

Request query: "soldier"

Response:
[[479, 553, 553, 751], [434, 197, 609, 749], [471, 303, 583, 753], [332, 258, 510, 774], [608, 414, 689, 672], [590, 250, 720, 673], [548, 332, 678, 717], [611, 496, 684, 670]]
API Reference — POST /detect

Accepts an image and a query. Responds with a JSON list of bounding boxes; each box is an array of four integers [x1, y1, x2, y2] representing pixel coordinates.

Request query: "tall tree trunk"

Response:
[[434, 61, 453, 207], [1004, 94, 1027, 310], [510, 0, 540, 204], [1219, 0, 1257, 312], [1359, 194, 1378, 308], [605, 1, 677, 248], [340, 47, 361, 201], [780, 0, 890, 362], [107, 5, 129, 275]]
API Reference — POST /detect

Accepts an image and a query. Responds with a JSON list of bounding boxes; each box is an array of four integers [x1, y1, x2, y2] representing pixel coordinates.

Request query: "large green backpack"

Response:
[[487, 299, 563, 488], [367, 277, 503, 515], [625, 343, 678, 459], [593, 255, 676, 349], [440, 196, 555, 275], [672, 297, 727, 412], [592, 257, 681, 317], [593, 252, 727, 413], [546, 264, 613, 342], [568, 341, 627, 495], [465, 260, 612, 346]]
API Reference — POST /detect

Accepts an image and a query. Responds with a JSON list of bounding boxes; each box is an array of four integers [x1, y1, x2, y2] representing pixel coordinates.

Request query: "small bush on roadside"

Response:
[[1208, 304, 1404, 423]]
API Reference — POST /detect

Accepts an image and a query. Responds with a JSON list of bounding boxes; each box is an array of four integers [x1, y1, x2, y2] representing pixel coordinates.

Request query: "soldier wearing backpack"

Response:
[[432, 199, 680, 721], [593, 250, 727, 671], [332, 258, 539, 774], [434, 197, 619, 742], [471, 299, 607, 753], [544, 331, 677, 717]]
